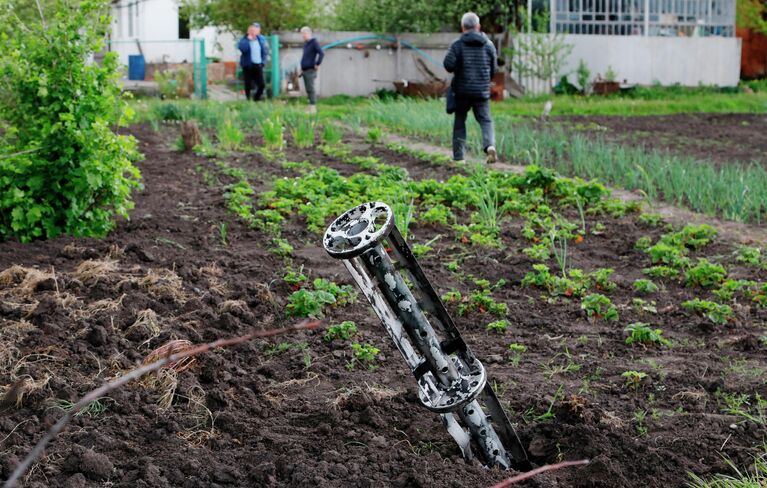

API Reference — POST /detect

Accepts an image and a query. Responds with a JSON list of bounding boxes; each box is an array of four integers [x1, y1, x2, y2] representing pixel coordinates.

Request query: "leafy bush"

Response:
[[0, 0, 142, 241]]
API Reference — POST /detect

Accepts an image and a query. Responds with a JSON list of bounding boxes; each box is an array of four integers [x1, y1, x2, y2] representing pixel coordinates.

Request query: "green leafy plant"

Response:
[[590, 268, 616, 292], [736, 246, 763, 266], [581, 293, 618, 321], [286, 278, 357, 318], [624, 322, 671, 347], [682, 298, 734, 325], [712, 279, 757, 302], [622, 370, 647, 390], [486, 320, 510, 334], [685, 259, 727, 288], [324, 321, 358, 342], [283, 266, 307, 289], [633, 279, 659, 294], [0, 0, 142, 242], [643, 265, 680, 279], [508, 342, 527, 366], [457, 287, 508, 317], [347, 343, 380, 370]]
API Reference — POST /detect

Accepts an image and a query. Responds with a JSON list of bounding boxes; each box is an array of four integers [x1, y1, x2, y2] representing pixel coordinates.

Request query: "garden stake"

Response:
[[324, 202, 529, 469]]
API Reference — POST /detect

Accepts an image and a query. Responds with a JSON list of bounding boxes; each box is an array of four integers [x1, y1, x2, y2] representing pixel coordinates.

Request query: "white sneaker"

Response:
[[307, 105, 317, 114], [486, 146, 497, 164]]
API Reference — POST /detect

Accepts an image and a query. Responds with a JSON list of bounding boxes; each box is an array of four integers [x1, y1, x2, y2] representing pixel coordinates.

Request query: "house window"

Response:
[[179, 15, 190, 39]]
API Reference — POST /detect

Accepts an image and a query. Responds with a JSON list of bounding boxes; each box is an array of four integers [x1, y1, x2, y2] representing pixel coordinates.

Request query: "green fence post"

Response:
[[200, 38, 207, 99], [270, 34, 280, 98]]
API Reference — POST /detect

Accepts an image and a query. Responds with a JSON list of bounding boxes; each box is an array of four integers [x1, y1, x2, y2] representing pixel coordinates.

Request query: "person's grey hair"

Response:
[[461, 12, 480, 30], [300, 26, 312, 35]]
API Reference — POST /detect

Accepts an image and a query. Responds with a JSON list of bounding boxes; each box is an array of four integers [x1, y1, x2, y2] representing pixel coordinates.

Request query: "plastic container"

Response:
[[128, 55, 146, 81]]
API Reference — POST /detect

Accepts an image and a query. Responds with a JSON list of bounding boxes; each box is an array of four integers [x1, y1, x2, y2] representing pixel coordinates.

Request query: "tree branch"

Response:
[[3, 319, 322, 488], [488, 459, 590, 488]]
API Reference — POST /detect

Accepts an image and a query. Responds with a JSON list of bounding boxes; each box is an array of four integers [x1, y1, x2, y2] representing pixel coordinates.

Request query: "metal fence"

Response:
[[550, 0, 735, 36]]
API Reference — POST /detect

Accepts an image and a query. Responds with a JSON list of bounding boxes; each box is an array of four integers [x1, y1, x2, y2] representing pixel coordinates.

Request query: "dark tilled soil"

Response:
[[1, 124, 766, 488], [550, 113, 767, 165]]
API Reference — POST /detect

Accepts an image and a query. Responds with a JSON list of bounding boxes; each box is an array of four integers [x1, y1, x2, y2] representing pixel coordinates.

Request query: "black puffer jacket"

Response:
[[443, 31, 497, 100]]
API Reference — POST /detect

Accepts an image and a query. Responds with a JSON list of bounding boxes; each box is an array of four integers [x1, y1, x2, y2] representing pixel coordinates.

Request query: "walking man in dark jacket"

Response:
[[300, 26, 324, 114], [444, 12, 498, 163], [238, 22, 270, 101]]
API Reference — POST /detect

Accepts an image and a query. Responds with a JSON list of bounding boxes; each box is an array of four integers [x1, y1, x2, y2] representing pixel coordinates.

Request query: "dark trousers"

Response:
[[243, 64, 265, 101], [452, 97, 495, 161], [301, 69, 317, 105]]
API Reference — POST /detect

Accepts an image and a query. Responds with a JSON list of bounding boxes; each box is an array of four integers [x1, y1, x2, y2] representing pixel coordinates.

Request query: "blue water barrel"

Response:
[[128, 55, 145, 80]]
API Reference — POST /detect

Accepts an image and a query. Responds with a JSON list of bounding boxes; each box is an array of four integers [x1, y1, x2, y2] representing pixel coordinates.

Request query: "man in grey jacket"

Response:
[[443, 12, 498, 164]]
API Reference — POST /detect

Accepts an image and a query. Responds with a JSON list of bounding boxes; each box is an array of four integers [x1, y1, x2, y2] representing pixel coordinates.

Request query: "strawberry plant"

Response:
[[635, 236, 653, 251], [736, 246, 763, 267], [486, 320, 510, 334], [712, 279, 756, 302], [581, 293, 619, 321], [283, 267, 307, 289], [682, 298, 734, 325], [643, 265, 679, 279], [685, 259, 726, 288], [638, 213, 664, 227], [324, 321, 358, 342], [622, 370, 647, 390], [590, 268, 617, 292], [347, 343, 380, 370], [441, 289, 462, 304], [633, 279, 659, 294], [624, 323, 671, 347], [457, 288, 508, 317], [508, 343, 527, 366], [0, 0, 142, 241], [286, 278, 357, 318], [420, 204, 452, 226]]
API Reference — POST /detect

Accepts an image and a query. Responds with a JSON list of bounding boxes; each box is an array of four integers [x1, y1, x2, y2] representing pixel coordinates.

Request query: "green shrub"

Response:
[[0, 0, 142, 241]]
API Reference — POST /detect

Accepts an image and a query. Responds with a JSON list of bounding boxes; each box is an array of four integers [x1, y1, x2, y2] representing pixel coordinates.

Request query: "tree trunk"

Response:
[[181, 120, 201, 151]]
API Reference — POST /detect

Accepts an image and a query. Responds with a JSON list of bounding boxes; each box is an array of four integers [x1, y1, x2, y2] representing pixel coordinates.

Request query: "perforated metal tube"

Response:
[[324, 202, 529, 469]]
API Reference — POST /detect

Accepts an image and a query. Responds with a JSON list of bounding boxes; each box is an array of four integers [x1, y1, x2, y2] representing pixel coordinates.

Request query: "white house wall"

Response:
[[562, 35, 742, 87]]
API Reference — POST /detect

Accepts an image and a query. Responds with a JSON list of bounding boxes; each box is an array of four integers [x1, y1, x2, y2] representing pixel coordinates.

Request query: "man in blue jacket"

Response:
[[300, 26, 324, 114], [443, 12, 498, 164], [238, 23, 270, 101]]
